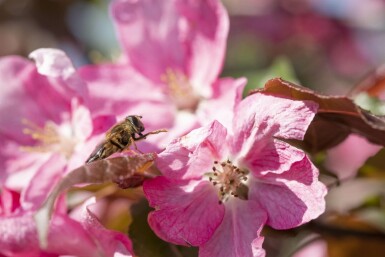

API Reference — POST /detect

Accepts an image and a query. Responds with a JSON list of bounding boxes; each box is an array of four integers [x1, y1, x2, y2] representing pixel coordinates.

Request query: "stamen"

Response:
[[20, 119, 77, 159], [208, 160, 249, 203], [160, 68, 199, 110]]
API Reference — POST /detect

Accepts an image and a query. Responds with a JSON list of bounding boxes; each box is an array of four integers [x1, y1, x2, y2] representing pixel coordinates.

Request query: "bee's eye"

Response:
[[127, 116, 145, 132]]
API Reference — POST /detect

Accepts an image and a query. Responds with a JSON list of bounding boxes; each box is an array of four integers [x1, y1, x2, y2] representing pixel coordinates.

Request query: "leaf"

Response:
[[253, 78, 385, 152], [34, 153, 157, 249], [349, 64, 385, 98]]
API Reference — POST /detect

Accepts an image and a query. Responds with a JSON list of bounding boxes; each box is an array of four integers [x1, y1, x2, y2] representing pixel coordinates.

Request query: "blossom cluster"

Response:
[[0, 0, 328, 257]]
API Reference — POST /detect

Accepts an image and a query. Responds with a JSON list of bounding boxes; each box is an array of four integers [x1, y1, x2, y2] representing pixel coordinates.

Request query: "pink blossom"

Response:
[[143, 93, 327, 257], [292, 238, 328, 257], [0, 187, 133, 257], [79, 0, 245, 149], [325, 134, 381, 180], [0, 49, 115, 193], [0, 49, 135, 255]]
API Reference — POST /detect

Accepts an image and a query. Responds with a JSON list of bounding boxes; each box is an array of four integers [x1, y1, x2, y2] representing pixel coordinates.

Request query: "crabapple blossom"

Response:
[[144, 93, 327, 257], [0, 187, 133, 257], [79, 0, 246, 149], [0, 49, 135, 256], [0, 48, 115, 193], [325, 134, 381, 179]]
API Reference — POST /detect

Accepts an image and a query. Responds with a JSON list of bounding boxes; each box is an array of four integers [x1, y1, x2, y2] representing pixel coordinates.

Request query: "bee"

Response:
[[86, 115, 166, 163]]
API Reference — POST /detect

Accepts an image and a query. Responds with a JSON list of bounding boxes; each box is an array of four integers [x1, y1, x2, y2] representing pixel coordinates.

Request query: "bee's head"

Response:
[[126, 115, 145, 133]]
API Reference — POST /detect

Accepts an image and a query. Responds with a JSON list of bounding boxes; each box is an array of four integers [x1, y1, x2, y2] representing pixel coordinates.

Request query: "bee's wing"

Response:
[[86, 141, 106, 163]]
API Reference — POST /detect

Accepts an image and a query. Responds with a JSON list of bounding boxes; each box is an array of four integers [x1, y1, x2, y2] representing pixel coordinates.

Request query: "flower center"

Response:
[[208, 160, 249, 203], [161, 68, 199, 111], [20, 119, 77, 159]]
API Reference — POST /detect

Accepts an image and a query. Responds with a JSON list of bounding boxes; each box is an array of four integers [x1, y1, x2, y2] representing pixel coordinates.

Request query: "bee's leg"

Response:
[[110, 139, 126, 151], [133, 132, 146, 141], [131, 138, 144, 154]]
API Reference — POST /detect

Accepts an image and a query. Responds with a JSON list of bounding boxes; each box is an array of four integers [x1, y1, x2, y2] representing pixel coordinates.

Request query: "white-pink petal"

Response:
[[250, 156, 327, 229], [325, 134, 381, 179], [199, 200, 266, 257], [242, 139, 305, 176], [29, 48, 76, 79], [232, 93, 318, 157], [157, 120, 227, 180], [197, 77, 246, 129], [144, 177, 225, 246], [110, 0, 229, 97]]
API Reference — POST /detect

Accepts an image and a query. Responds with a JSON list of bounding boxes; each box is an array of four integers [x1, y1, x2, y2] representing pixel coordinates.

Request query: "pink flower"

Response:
[[79, 0, 245, 149], [0, 187, 133, 257], [0, 48, 134, 256], [292, 238, 328, 257], [325, 134, 381, 180], [0, 48, 115, 193], [143, 93, 327, 257]]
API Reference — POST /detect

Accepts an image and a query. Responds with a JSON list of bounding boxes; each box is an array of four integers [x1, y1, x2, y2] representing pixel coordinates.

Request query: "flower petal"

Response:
[[91, 115, 117, 135], [144, 176, 225, 246], [232, 93, 318, 157], [80, 198, 134, 257], [111, 0, 229, 96], [79, 63, 167, 115], [199, 200, 267, 257], [2, 149, 52, 191], [29, 48, 76, 79], [156, 120, 227, 180], [29, 48, 88, 99], [0, 212, 99, 257], [292, 239, 328, 257], [21, 154, 66, 211], [250, 156, 327, 229], [325, 134, 381, 179], [0, 56, 45, 142], [197, 77, 246, 129], [71, 101, 93, 141], [0, 188, 21, 216], [79, 63, 177, 144], [242, 139, 305, 176], [180, 0, 230, 96]]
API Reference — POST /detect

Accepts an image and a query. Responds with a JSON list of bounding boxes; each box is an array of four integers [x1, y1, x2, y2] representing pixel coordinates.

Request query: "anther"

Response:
[[208, 159, 249, 202]]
